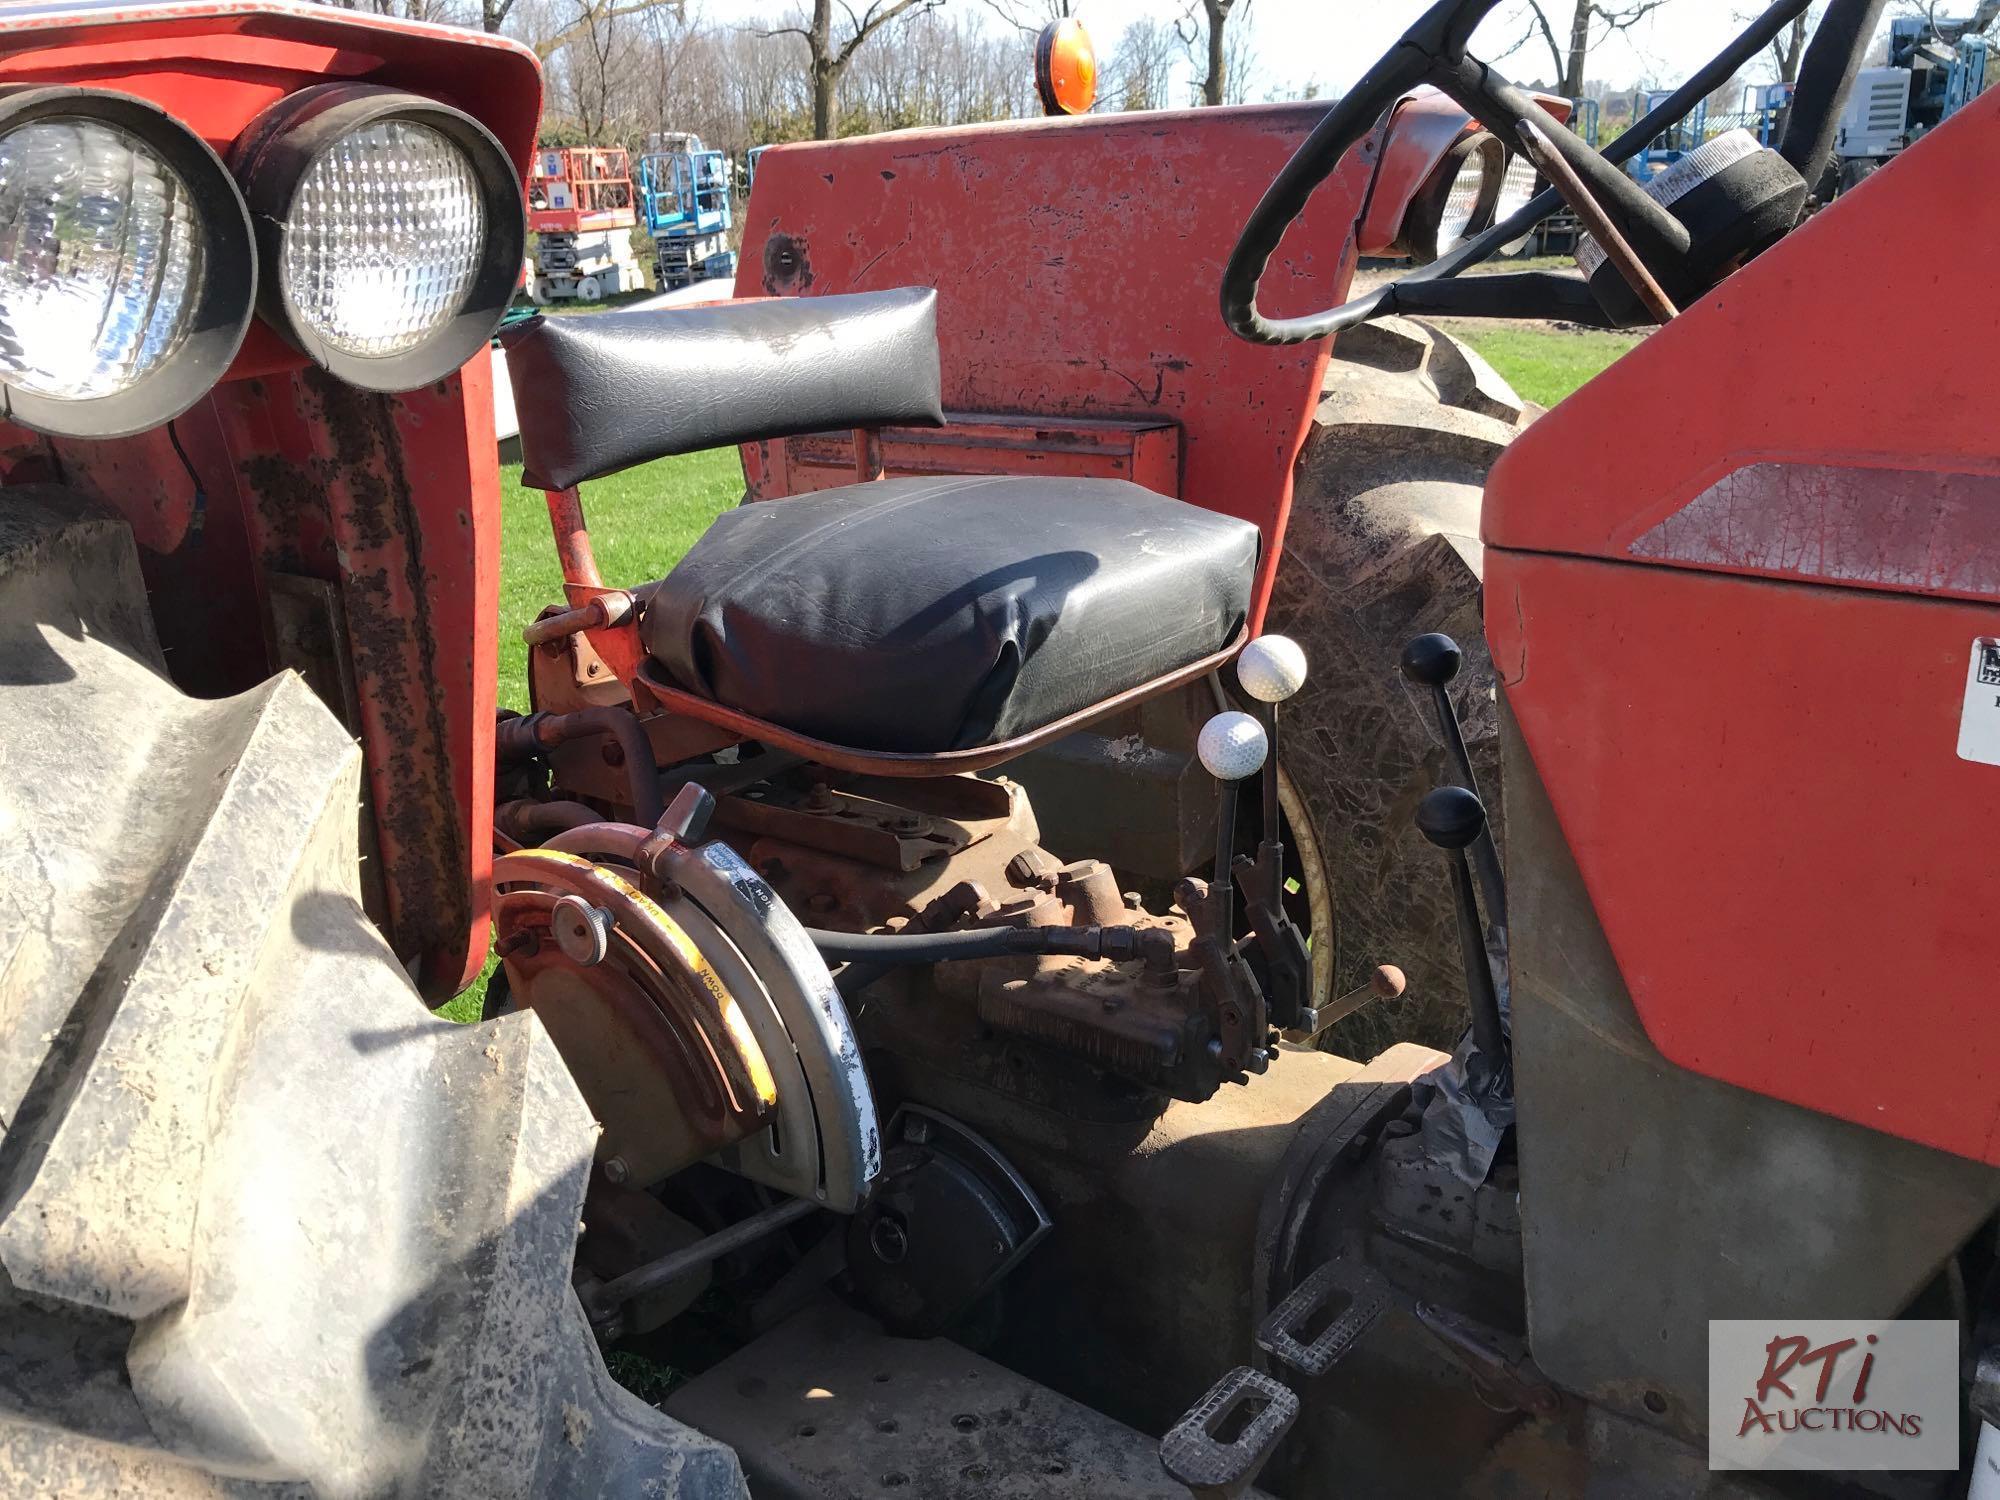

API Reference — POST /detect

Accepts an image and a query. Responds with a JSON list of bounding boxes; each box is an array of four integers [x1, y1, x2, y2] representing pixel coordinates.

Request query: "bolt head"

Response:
[[1415, 786, 1486, 850], [1399, 632, 1463, 688], [1237, 634, 1308, 703], [1197, 710, 1268, 782]]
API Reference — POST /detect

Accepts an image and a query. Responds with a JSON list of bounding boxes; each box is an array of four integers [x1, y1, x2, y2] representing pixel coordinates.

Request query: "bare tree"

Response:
[[1769, 6, 1815, 79], [974, 0, 1067, 35], [760, 0, 945, 138], [1219, 12, 1256, 103], [532, 0, 683, 61], [1176, 0, 1245, 106], [845, 8, 1033, 128], [1506, 0, 1675, 97], [1104, 15, 1179, 110]]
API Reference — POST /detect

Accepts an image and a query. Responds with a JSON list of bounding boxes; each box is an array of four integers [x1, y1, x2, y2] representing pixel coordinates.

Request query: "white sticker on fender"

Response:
[[1958, 638, 2000, 767]]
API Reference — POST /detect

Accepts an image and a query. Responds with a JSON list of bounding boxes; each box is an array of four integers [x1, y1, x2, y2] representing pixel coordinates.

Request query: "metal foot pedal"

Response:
[[1255, 1258, 1391, 1378], [1160, 1365, 1298, 1500]]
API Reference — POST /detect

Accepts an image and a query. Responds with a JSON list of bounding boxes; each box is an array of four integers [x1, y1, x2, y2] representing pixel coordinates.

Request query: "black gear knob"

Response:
[[1416, 785, 1486, 850], [1399, 632, 1462, 687]]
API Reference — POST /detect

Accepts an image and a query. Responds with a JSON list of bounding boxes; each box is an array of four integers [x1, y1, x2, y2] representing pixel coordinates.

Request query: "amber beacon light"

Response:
[[1036, 18, 1098, 116]]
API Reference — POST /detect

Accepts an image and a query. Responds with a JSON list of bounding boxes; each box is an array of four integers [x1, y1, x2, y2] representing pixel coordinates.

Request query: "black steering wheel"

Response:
[[1221, 0, 1877, 344]]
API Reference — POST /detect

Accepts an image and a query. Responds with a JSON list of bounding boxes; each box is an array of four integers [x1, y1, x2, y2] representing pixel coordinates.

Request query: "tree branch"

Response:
[[1519, 0, 1566, 83], [833, 0, 935, 66], [534, 0, 683, 60], [1589, 0, 1668, 33]]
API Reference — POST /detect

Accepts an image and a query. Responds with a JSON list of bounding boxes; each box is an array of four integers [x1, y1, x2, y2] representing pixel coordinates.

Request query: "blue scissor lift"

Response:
[[1626, 91, 1707, 183], [639, 137, 737, 291]]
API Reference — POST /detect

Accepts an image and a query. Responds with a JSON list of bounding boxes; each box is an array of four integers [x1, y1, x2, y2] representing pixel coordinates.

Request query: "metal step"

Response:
[[1254, 1257, 1393, 1379], [1159, 1366, 1298, 1500], [669, 1299, 1278, 1499]]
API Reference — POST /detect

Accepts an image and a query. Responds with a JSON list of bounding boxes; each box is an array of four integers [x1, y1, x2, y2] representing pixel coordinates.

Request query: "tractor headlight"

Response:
[[233, 85, 524, 392], [0, 87, 255, 437], [1493, 153, 1541, 254], [1403, 131, 1503, 264]]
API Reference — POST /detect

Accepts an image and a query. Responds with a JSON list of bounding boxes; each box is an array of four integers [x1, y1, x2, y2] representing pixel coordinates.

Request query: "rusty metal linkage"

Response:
[[522, 589, 633, 648], [495, 707, 664, 828], [585, 1196, 819, 1324], [1515, 119, 1679, 323]]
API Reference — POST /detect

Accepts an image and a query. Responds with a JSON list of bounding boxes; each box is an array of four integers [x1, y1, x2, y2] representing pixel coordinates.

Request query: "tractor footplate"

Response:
[[1254, 1258, 1391, 1378], [1160, 1365, 1298, 1500]]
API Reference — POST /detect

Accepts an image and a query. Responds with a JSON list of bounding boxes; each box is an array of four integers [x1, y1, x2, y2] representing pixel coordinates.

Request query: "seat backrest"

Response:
[[499, 287, 944, 491]]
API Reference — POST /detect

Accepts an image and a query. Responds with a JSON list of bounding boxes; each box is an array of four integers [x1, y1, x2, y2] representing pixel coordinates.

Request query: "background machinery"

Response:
[[1625, 87, 1707, 179], [1835, 2, 1997, 189], [639, 132, 737, 291], [530, 144, 643, 302], [3, 0, 1999, 1495]]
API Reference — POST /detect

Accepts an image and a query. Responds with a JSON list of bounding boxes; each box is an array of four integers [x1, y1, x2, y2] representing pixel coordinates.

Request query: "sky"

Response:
[[690, 0, 1815, 110], [1072, 0, 1793, 103]]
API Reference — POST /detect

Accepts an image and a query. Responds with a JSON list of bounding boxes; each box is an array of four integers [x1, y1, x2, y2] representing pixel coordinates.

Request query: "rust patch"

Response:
[[294, 369, 471, 989]]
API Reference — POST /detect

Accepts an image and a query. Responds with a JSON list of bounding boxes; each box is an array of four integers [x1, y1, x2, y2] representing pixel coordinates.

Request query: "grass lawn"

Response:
[[1452, 324, 1645, 409], [494, 448, 745, 714]]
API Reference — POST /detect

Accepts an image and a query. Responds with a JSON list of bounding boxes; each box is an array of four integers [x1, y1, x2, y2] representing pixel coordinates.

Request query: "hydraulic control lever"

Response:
[[1417, 786, 1511, 1093], [1399, 633, 1506, 929], [1190, 708, 1275, 1084], [1227, 636, 1317, 1034]]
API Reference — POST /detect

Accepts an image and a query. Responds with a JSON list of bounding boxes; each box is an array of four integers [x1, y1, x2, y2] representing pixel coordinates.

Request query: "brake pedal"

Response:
[[1255, 1258, 1391, 1378], [1160, 1365, 1298, 1500]]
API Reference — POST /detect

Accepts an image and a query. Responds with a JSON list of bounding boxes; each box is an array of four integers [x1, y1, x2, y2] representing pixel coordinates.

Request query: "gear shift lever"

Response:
[[1228, 636, 1320, 1034], [1399, 632, 1506, 928], [1416, 785, 1510, 1091]]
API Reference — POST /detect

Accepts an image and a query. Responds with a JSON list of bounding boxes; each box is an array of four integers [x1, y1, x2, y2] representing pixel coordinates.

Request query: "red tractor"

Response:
[[0, 0, 1994, 1495]]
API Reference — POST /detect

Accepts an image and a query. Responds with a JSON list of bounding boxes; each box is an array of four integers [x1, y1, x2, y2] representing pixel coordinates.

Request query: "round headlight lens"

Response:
[[283, 119, 484, 358], [0, 117, 203, 399], [1403, 131, 1502, 264], [1435, 152, 1491, 254], [1494, 154, 1540, 254], [233, 85, 525, 392]]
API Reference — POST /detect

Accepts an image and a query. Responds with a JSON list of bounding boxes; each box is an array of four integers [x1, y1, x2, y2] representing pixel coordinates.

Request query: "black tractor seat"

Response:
[[500, 287, 1258, 761], [640, 475, 1258, 755]]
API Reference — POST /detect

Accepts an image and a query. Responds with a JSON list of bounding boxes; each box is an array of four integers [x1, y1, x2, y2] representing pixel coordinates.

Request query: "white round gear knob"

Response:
[[1197, 710, 1269, 782], [1237, 634, 1307, 703]]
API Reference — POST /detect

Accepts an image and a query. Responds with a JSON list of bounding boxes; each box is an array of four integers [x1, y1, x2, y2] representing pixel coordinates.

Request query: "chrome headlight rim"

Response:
[[0, 85, 256, 439], [1402, 129, 1504, 266], [231, 84, 524, 394]]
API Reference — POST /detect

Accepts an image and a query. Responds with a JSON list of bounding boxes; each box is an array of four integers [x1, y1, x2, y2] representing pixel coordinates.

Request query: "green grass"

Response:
[[1452, 325, 1645, 408], [495, 449, 745, 714]]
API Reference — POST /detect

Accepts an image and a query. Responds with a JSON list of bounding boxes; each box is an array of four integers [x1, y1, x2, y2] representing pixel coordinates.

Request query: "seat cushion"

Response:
[[641, 475, 1258, 753]]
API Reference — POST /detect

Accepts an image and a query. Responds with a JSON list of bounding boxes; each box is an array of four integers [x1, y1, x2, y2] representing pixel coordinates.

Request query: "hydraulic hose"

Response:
[[495, 707, 663, 829], [806, 923, 1171, 969]]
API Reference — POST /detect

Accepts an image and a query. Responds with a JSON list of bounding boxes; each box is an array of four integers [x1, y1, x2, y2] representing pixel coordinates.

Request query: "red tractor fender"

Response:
[[1484, 84, 2000, 1162]]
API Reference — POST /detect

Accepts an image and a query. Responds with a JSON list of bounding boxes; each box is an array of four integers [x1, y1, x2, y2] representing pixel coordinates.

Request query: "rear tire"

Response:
[[1263, 316, 1526, 1054], [0, 489, 747, 1498]]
